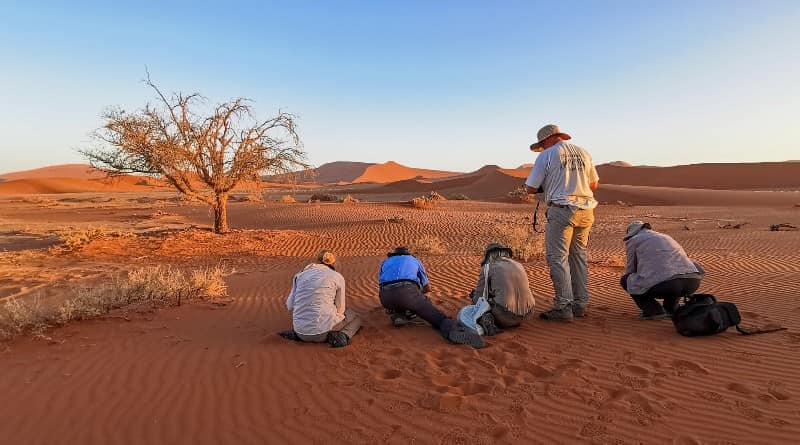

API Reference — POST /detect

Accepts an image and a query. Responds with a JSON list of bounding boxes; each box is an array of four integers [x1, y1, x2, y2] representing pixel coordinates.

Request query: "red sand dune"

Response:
[[361, 164, 800, 206], [368, 165, 525, 199], [351, 161, 461, 184], [597, 162, 800, 190], [0, 176, 152, 194], [0, 164, 107, 182], [266, 161, 461, 185], [295, 161, 378, 184]]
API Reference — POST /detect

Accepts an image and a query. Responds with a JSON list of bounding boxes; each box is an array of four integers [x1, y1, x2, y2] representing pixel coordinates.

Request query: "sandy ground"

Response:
[[0, 194, 798, 445]]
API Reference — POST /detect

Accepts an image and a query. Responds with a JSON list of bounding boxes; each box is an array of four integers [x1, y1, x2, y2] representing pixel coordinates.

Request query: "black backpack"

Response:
[[671, 294, 786, 337]]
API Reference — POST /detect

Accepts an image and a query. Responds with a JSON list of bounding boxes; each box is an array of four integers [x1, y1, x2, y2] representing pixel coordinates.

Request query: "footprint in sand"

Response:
[[670, 359, 710, 376], [767, 386, 791, 401], [379, 369, 402, 380], [624, 364, 651, 376], [672, 435, 702, 445], [726, 382, 755, 396], [457, 381, 493, 396]]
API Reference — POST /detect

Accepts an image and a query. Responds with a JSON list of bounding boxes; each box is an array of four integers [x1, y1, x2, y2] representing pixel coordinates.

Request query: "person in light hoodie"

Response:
[[286, 250, 361, 347], [621, 221, 705, 320]]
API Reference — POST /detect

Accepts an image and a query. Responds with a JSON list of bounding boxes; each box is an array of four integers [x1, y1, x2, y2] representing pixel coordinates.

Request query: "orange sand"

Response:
[[0, 163, 106, 181], [1, 195, 799, 444]]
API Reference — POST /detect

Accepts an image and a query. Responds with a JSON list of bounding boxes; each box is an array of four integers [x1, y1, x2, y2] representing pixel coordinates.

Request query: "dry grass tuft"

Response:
[[341, 194, 360, 204], [425, 191, 446, 201], [414, 236, 447, 255], [494, 223, 543, 262], [59, 226, 108, 250], [232, 193, 264, 203], [309, 193, 339, 202], [280, 195, 297, 203], [410, 196, 437, 209], [0, 295, 53, 341], [14, 196, 57, 206], [1, 265, 233, 340]]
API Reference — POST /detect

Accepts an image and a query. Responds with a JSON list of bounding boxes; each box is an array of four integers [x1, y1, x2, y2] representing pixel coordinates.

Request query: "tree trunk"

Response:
[[213, 193, 229, 234]]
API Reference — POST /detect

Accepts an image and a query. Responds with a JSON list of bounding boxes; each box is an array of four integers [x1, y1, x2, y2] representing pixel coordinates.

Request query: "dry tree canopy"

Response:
[[82, 75, 309, 233]]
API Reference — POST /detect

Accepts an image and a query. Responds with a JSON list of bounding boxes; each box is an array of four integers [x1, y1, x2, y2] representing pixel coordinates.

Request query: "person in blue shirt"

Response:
[[378, 246, 484, 349]]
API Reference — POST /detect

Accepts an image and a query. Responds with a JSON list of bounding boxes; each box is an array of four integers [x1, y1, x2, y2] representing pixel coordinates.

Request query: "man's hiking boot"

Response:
[[638, 311, 668, 321], [278, 330, 302, 342], [538, 306, 574, 322], [326, 331, 349, 348], [572, 305, 586, 318], [447, 323, 485, 349], [477, 313, 501, 336]]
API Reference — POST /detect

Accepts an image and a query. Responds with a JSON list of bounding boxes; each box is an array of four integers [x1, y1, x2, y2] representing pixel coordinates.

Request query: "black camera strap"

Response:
[[532, 199, 545, 234]]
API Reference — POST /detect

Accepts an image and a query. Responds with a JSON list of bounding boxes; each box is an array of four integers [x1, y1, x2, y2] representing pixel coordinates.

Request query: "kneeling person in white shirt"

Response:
[[286, 250, 361, 348]]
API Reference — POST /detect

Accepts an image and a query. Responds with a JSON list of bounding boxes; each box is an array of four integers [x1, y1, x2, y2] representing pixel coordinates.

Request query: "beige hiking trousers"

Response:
[[545, 206, 594, 309]]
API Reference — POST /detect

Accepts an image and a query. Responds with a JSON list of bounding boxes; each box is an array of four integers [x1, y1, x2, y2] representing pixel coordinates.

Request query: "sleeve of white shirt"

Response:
[[286, 275, 298, 312], [333, 273, 346, 315], [525, 152, 547, 188]]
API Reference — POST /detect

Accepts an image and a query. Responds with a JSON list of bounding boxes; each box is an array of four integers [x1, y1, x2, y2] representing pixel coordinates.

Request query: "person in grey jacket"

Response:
[[621, 221, 705, 320], [470, 243, 536, 335]]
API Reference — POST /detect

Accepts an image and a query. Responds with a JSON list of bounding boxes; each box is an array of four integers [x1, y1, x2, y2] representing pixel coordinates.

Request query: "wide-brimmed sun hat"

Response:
[[624, 221, 651, 240], [387, 246, 412, 257], [530, 124, 571, 152]]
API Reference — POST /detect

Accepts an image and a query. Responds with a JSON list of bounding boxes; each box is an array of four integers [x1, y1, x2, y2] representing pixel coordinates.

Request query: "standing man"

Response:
[[525, 124, 599, 322]]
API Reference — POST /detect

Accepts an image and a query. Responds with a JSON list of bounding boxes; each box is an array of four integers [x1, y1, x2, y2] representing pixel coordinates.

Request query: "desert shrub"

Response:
[[425, 191, 446, 201], [0, 265, 235, 338], [385, 215, 405, 223], [280, 195, 297, 203], [60, 226, 107, 250], [190, 267, 229, 299], [410, 196, 436, 209], [58, 265, 232, 325], [309, 193, 339, 202], [414, 236, 447, 255], [231, 193, 263, 203], [123, 264, 232, 306], [58, 283, 119, 322], [341, 194, 360, 204], [448, 193, 470, 201], [495, 223, 543, 262], [0, 295, 53, 340], [17, 196, 56, 206], [508, 186, 536, 203]]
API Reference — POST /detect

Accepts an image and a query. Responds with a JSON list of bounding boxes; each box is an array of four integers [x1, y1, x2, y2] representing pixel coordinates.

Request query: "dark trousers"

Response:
[[621, 274, 701, 316], [379, 282, 454, 334]]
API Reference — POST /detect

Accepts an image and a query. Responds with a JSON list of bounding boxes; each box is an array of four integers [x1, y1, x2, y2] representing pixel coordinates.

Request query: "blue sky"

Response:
[[1, 0, 798, 173]]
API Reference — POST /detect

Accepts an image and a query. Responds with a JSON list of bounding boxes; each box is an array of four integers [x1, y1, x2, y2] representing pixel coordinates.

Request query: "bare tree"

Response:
[[82, 76, 308, 233]]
